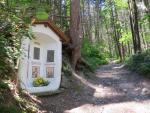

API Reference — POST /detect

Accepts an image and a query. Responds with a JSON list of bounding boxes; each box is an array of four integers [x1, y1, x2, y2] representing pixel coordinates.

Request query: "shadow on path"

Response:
[[38, 63, 150, 113]]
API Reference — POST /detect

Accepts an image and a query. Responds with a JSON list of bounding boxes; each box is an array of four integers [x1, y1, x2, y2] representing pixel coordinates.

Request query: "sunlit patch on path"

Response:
[[38, 63, 150, 113], [64, 101, 150, 113], [64, 63, 150, 113]]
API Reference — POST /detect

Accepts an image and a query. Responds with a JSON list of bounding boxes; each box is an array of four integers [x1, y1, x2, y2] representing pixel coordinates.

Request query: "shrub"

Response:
[[32, 77, 49, 87], [81, 38, 108, 71], [0, 105, 23, 113], [0, 82, 9, 90], [0, 3, 29, 79], [36, 11, 49, 20], [126, 49, 150, 77], [138, 63, 150, 76]]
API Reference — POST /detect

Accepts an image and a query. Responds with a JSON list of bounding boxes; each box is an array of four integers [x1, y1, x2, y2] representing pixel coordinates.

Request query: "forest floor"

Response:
[[38, 62, 150, 113]]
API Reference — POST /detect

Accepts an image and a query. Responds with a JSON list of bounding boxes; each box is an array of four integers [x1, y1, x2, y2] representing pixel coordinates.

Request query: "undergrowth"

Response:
[[81, 38, 108, 71], [0, 80, 40, 113], [126, 49, 150, 77], [0, 81, 22, 113]]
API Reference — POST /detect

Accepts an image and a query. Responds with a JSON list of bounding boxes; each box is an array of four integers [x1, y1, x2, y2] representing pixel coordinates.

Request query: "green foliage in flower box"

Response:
[[32, 77, 49, 87]]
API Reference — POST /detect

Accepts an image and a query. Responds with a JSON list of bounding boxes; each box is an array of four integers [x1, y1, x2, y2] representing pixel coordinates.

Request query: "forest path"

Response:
[[38, 63, 150, 113]]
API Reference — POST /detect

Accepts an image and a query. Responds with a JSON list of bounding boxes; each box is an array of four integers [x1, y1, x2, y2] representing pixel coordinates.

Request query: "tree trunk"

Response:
[[110, 0, 123, 61], [133, 0, 141, 53], [128, 0, 141, 53], [70, 0, 82, 70]]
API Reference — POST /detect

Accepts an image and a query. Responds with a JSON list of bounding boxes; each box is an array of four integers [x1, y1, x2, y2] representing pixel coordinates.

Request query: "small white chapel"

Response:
[[19, 20, 69, 93]]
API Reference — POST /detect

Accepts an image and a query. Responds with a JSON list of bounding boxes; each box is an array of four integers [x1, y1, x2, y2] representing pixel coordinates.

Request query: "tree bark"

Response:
[[128, 0, 141, 53], [110, 0, 123, 61], [70, 0, 82, 70]]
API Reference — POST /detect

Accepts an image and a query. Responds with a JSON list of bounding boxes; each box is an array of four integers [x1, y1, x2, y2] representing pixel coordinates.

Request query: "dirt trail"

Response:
[[38, 63, 150, 113]]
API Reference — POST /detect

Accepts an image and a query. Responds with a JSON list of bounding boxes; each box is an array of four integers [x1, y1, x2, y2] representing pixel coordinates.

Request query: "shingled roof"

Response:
[[31, 19, 70, 43]]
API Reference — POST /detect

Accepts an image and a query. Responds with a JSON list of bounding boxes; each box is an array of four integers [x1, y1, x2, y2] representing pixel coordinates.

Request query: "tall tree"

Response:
[[70, 0, 82, 70], [128, 0, 142, 53]]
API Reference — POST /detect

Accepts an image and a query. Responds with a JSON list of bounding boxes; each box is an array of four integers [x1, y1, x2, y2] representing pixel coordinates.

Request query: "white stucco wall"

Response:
[[19, 25, 62, 93]]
